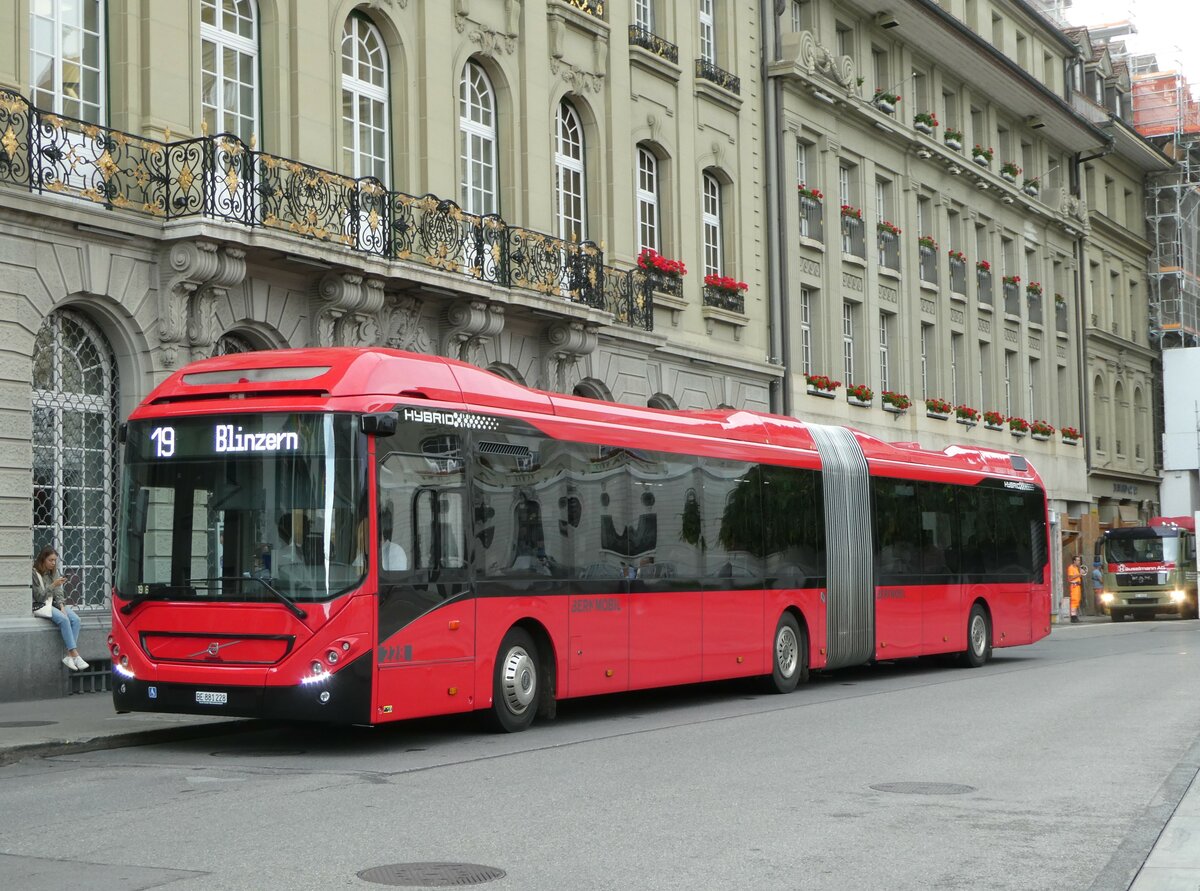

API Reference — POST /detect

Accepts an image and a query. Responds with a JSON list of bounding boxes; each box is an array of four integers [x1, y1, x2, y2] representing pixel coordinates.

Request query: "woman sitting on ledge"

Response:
[[31, 546, 88, 671]]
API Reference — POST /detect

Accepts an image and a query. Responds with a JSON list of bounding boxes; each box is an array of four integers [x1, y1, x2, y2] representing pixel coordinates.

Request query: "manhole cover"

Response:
[[871, 782, 976, 795], [209, 750, 306, 758], [0, 720, 58, 728], [358, 863, 506, 887]]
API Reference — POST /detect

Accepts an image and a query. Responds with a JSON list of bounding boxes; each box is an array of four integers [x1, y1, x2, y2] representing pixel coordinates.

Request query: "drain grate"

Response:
[[0, 720, 58, 728], [357, 863, 506, 887], [871, 782, 976, 795]]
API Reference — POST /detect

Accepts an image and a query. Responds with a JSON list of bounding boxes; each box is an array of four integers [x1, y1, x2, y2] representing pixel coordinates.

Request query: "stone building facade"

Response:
[[0, 0, 773, 633]]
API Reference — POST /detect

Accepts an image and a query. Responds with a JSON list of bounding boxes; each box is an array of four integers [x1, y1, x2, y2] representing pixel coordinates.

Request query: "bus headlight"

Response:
[[1099, 592, 1114, 604], [1170, 590, 1187, 603]]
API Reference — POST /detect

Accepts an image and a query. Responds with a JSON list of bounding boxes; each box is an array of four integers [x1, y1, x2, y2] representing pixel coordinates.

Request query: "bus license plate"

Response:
[[195, 691, 228, 705]]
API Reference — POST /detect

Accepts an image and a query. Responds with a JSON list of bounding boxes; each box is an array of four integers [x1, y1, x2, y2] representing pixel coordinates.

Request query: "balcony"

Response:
[[695, 59, 741, 95], [877, 230, 900, 271], [1028, 295, 1043, 326], [949, 256, 967, 295], [918, 245, 938, 285], [1056, 305, 1068, 333], [977, 269, 993, 306], [840, 215, 865, 259], [628, 25, 678, 64], [561, 0, 605, 18], [1003, 282, 1021, 316], [0, 90, 637, 326], [703, 283, 745, 314], [799, 196, 824, 242]]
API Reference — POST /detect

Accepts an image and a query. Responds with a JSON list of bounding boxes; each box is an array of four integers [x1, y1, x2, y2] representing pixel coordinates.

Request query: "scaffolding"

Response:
[[1135, 71, 1200, 350]]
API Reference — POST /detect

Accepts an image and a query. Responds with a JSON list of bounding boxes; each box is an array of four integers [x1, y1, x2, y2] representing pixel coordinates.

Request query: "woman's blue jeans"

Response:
[[48, 606, 80, 650]]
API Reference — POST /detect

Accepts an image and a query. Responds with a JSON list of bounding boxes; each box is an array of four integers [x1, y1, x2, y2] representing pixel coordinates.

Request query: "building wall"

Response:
[[0, 0, 775, 629]]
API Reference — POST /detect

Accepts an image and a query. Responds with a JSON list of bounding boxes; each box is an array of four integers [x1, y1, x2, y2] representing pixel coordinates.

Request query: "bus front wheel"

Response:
[[489, 628, 539, 733], [961, 604, 992, 668], [765, 612, 806, 694]]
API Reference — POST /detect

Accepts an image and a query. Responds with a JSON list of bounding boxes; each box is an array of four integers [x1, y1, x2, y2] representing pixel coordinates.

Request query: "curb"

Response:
[[0, 719, 261, 768]]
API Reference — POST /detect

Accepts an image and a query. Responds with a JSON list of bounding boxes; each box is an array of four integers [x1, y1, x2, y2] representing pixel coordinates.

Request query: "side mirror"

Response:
[[360, 412, 398, 436]]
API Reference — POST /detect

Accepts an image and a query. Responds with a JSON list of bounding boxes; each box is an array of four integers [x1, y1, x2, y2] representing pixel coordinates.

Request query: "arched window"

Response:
[[648, 393, 677, 411], [1092, 376, 1105, 453], [1113, 382, 1125, 456], [702, 171, 723, 276], [555, 100, 587, 241], [460, 61, 498, 215], [341, 15, 390, 181], [212, 332, 257, 356], [30, 0, 106, 122], [31, 309, 119, 609], [636, 146, 660, 253], [573, 378, 611, 401], [200, 0, 259, 142]]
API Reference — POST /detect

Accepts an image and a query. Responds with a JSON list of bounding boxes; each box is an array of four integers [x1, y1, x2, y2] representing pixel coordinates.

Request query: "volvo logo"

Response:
[[207, 642, 220, 656]]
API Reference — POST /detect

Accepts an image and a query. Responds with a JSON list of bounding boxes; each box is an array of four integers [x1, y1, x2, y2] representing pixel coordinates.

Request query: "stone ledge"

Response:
[[0, 614, 111, 703]]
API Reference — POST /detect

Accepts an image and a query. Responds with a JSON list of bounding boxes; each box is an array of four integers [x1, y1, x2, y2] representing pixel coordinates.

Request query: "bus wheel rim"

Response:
[[501, 646, 536, 715], [776, 625, 798, 678], [970, 615, 986, 654]]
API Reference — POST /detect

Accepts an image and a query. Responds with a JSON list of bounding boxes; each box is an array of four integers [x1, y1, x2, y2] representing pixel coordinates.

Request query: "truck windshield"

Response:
[[116, 413, 367, 605], [1104, 534, 1180, 566]]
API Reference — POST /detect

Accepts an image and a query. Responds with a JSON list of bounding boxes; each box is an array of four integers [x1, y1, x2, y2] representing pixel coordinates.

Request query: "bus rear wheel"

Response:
[[489, 628, 539, 733], [765, 612, 806, 694], [961, 604, 991, 668]]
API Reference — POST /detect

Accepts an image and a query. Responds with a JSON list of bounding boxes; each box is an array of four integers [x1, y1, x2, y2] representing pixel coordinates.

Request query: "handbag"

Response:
[[33, 601, 53, 618]]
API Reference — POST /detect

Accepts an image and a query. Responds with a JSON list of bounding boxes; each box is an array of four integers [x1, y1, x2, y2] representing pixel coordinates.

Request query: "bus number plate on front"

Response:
[[195, 691, 228, 705]]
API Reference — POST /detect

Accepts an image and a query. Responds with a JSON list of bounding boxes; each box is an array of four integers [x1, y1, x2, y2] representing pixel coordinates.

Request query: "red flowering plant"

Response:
[[1002, 274, 1021, 287], [637, 248, 687, 278], [972, 145, 994, 162], [846, 383, 874, 402], [983, 410, 1005, 427], [840, 204, 863, 220], [955, 404, 980, 421], [918, 234, 938, 251], [1030, 419, 1055, 436], [976, 259, 992, 274], [914, 111, 939, 129], [1008, 416, 1030, 433], [1000, 161, 1022, 178], [925, 397, 952, 414], [797, 183, 823, 202], [703, 274, 748, 295], [805, 373, 841, 393], [882, 391, 912, 410], [948, 249, 967, 264], [1026, 281, 1043, 297], [873, 88, 901, 105], [877, 220, 902, 236], [1061, 425, 1081, 441]]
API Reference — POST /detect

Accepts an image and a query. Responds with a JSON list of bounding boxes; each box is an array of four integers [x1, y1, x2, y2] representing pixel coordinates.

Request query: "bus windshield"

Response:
[[1104, 533, 1180, 566], [116, 413, 367, 605]]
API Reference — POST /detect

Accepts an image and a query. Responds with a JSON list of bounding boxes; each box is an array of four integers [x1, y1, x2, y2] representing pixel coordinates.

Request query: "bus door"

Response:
[[375, 430, 473, 720]]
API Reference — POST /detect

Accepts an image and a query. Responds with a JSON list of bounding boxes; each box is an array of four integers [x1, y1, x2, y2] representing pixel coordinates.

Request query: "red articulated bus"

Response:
[[110, 348, 1051, 730]]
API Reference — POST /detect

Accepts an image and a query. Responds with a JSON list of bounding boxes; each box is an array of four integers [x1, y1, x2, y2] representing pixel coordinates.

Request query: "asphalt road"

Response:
[[2, 618, 1198, 891]]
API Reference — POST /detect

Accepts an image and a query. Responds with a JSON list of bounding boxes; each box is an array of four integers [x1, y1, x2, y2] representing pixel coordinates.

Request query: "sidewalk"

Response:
[[0, 691, 254, 767]]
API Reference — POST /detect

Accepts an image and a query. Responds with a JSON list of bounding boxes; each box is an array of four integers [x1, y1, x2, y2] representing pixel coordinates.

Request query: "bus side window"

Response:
[[379, 452, 465, 575]]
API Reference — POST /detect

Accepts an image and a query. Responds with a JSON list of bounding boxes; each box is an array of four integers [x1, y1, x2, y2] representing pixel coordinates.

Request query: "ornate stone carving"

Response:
[[158, 240, 248, 367], [540, 319, 597, 392], [794, 30, 857, 90], [384, 294, 431, 354], [441, 298, 505, 364], [550, 58, 604, 93], [468, 26, 517, 55], [312, 272, 386, 347]]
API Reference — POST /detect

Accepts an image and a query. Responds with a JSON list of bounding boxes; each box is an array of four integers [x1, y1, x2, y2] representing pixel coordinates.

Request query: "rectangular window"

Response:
[[1004, 350, 1015, 416], [843, 302, 855, 384], [791, 0, 812, 32], [635, 0, 654, 31], [1028, 357, 1039, 417], [836, 22, 853, 59], [920, 324, 932, 398], [702, 174, 722, 277], [838, 165, 851, 207], [879, 312, 891, 392], [991, 13, 1003, 52], [971, 106, 985, 152], [1016, 32, 1028, 69], [800, 287, 813, 375], [31, 0, 107, 123], [943, 89, 959, 130], [873, 48, 889, 95], [699, 0, 716, 64], [911, 68, 928, 115], [636, 148, 659, 253], [979, 340, 991, 407], [951, 333, 962, 405]]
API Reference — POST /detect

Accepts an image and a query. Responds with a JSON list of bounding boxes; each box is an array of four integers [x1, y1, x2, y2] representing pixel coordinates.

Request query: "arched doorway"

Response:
[[32, 309, 120, 609]]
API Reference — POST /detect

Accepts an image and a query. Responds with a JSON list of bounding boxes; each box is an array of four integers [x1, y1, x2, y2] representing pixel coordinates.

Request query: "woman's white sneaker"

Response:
[[72, 656, 90, 670], [62, 655, 76, 670]]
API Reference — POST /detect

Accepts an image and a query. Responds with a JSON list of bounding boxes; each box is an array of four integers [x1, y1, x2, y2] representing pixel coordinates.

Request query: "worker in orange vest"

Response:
[[1066, 555, 1083, 623]]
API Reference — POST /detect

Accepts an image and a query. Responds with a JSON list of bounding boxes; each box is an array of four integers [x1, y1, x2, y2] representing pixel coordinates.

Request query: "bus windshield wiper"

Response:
[[118, 585, 195, 615], [223, 576, 308, 620]]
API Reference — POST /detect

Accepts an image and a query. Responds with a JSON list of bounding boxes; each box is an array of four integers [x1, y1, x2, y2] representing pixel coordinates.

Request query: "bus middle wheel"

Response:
[[489, 627, 539, 733], [766, 612, 806, 694]]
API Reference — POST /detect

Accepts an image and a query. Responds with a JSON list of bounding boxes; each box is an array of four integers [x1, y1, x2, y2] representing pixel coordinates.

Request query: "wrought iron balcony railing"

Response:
[[918, 245, 938, 284], [977, 269, 993, 305], [562, 0, 604, 18], [1003, 282, 1021, 316], [702, 284, 745, 314], [0, 90, 624, 323], [799, 196, 824, 242], [877, 230, 900, 271], [949, 257, 967, 295], [628, 25, 679, 64], [841, 215, 865, 259], [695, 59, 741, 95]]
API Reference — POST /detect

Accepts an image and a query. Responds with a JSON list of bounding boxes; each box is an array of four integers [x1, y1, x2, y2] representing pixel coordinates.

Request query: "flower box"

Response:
[[914, 121, 934, 135], [945, 138, 963, 151], [807, 386, 836, 399], [881, 391, 912, 413], [1023, 183, 1040, 197], [1011, 429, 1027, 439], [883, 403, 906, 415], [805, 373, 840, 399], [1061, 436, 1079, 446], [984, 422, 1004, 432], [927, 410, 950, 421], [957, 417, 977, 429], [1031, 433, 1050, 442], [873, 90, 900, 115], [848, 396, 872, 408], [637, 249, 687, 279], [1000, 171, 1017, 184]]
